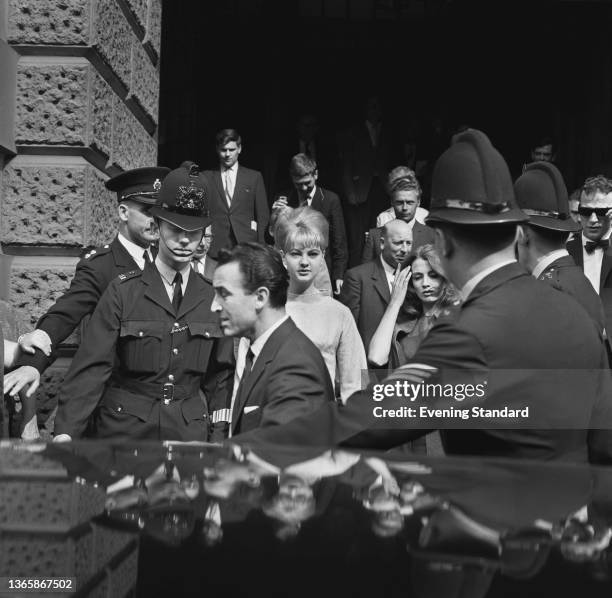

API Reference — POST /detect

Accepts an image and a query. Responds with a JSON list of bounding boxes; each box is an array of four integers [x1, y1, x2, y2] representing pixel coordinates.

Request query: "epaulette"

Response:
[[83, 243, 112, 260], [118, 270, 141, 283]]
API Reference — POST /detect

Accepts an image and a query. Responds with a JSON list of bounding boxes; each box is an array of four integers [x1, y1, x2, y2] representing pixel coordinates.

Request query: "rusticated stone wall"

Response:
[[0, 0, 162, 417]]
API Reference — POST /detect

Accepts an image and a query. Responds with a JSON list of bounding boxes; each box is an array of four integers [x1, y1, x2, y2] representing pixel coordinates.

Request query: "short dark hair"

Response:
[[215, 128, 242, 149], [217, 242, 288, 308], [432, 222, 518, 254], [531, 134, 555, 151], [582, 174, 612, 198]]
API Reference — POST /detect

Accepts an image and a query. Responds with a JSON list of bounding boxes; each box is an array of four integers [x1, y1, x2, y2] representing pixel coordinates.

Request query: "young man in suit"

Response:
[[211, 242, 334, 436], [52, 162, 233, 442], [361, 169, 434, 263], [340, 219, 412, 352], [6, 166, 170, 395], [204, 129, 269, 259], [234, 130, 612, 465], [567, 175, 612, 341], [515, 161, 605, 333], [271, 153, 348, 295]]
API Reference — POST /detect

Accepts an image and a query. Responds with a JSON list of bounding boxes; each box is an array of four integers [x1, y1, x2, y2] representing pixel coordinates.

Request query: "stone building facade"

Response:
[[0, 0, 162, 416]]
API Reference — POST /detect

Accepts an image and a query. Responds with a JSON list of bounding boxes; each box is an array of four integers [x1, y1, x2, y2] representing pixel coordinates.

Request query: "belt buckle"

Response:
[[163, 383, 174, 404]]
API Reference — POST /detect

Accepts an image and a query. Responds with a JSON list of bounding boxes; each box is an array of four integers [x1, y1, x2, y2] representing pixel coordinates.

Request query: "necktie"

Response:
[[234, 348, 255, 408], [172, 272, 183, 312], [223, 170, 232, 205], [143, 250, 152, 267], [585, 239, 609, 254]]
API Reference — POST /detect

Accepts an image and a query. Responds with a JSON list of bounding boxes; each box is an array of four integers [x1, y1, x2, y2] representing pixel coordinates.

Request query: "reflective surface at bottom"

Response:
[[1, 440, 611, 597]]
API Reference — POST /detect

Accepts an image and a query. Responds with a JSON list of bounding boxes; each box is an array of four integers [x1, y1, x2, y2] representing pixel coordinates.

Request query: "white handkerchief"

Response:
[[244, 406, 259, 414]]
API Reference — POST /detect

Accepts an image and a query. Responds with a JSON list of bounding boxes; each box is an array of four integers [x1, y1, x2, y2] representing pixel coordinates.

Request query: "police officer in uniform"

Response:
[[514, 161, 606, 334], [6, 167, 171, 395], [53, 162, 234, 441]]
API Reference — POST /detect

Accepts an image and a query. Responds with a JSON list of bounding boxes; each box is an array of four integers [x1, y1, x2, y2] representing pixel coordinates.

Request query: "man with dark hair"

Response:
[[234, 130, 612, 464], [211, 242, 334, 436], [271, 153, 348, 294], [361, 169, 434, 263], [567, 175, 612, 341], [515, 162, 605, 333], [52, 162, 234, 442], [530, 135, 556, 164], [204, 128, 269, 259]]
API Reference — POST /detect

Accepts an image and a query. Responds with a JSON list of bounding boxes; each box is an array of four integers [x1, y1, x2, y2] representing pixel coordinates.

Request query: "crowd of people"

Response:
[[1, 119, 612, 467]]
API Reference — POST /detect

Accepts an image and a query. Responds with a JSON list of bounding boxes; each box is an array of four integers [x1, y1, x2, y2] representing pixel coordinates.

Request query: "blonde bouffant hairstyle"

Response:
[[273, 206, 329, 253]]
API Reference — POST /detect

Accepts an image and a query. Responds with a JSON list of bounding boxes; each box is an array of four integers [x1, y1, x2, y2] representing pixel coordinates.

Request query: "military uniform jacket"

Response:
[[537, 255, 606, 333], [54, 263, 234, 441], [17, 236, 141, 374]]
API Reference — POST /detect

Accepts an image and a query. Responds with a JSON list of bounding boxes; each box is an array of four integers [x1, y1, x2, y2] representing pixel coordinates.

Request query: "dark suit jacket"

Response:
[[361, 220, 436, 264], [280, 187, 348, 281], [237, 263, 612, 464], [16, 236, 140, 374], [340, 122, 397, 205], [567, 235, 612, 337], [339, 258, 391, 352], [537, 254, 606, 333], [231, 318, 335, 436], [203, 166, 269, 258]]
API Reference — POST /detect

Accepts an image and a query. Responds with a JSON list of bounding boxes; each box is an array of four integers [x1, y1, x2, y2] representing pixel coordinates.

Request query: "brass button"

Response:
[[139, 331, 143, 337], [164, 399, 170, 405], [117, 406, 123, 412], [174, 322, 179, 327], [172, 348, 179, 355], [168, 374, 175, 381], [204, 331, 210, 338]]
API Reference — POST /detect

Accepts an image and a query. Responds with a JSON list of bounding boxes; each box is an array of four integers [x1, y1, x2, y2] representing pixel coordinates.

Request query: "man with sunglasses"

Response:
[[567, 175, 612, 351]]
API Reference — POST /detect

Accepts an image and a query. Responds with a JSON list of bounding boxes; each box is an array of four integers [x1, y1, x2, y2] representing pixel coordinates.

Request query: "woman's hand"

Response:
[[389, 265, 411, 307]]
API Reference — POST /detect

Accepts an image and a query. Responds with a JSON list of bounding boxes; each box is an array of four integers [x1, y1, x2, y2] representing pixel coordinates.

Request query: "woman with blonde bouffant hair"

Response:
[[273, 207, 366, 403]]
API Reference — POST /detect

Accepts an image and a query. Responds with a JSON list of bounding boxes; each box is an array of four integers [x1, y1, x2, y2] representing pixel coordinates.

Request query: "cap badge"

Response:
[[153, 178, 162, 191]]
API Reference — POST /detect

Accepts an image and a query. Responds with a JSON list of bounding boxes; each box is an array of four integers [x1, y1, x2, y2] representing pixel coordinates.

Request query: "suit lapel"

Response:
[[311, 187, 324, 212], [214, 171, 229, 212], [111, 236, 140, 270], [566, 236, 583, 268], [372, 259, 391, 304], [231, 318, 294, 432], [229, 167, 244, 212], [142, 264, 175, 317], [601, 247, 612, 287]]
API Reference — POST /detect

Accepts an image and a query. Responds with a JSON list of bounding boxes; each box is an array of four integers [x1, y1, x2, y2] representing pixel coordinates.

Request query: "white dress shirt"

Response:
[[117, 232, 153, 270], [155, 256, 190, 302], [582, 232, 611, 294], [222, 162, 238, 204], [532, 249, 570, 279], [300, 186, 317, 207]]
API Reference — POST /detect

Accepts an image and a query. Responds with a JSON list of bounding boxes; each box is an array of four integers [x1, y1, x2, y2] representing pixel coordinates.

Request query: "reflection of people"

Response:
[[274, 208, 367, 403], [211, 243, 335, 435], [368, 244, 460, 369], [53, 163, 234, 441]]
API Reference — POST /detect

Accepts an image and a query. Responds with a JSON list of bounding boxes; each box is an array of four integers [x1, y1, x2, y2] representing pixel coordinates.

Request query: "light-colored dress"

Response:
[[286, 291, 367, 403]]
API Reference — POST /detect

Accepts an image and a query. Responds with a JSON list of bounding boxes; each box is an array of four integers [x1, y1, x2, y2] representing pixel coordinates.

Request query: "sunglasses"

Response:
[[577, 206, 611, 218]]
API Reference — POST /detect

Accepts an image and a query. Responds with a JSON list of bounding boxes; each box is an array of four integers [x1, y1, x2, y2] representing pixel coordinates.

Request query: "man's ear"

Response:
[[118, 202, 129, 223], [433, 227, 452, 258], [254, 286, 271, 310], [313, 169, 319, 183]]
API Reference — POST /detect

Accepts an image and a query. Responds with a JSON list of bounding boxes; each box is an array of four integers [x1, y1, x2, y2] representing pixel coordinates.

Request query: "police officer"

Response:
[[53, 162, 234, 442], [6, 167, 171, 396]]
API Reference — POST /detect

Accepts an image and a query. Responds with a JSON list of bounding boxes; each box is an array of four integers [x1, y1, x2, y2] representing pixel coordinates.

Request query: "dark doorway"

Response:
[[159, 0, 612, 197]]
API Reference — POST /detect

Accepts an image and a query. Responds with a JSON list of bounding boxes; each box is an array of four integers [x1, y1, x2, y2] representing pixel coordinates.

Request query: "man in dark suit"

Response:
[[515, 162, 606, 333], [340, 96, 399, 267], [210, 243, 334, 436], [233, 130, 612, 464], [362, 169, 435, 263], [340, 219, 412, 352], [567, 175, 612, 341], [271, 153, 348, 295], [7, 167, 170, 394], [53, 162, 234, 442], [204, 129, 269, 259]]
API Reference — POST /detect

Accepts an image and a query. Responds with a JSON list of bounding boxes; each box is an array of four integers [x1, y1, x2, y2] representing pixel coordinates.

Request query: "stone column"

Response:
[[0, 0, 162, 417]]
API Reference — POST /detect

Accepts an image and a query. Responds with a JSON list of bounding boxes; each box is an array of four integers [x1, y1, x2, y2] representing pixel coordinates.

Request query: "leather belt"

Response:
[[110, 377, 200, 403]]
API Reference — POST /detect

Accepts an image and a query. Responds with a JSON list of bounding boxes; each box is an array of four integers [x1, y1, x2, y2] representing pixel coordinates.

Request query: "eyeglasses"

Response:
[[577, 206, 611, 218]]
